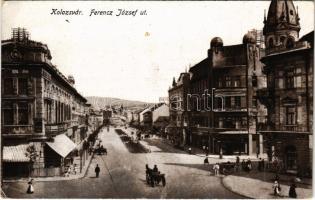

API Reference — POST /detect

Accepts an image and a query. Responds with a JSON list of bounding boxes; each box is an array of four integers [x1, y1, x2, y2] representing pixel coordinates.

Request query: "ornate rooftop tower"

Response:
[[263, 0, 300, 49]]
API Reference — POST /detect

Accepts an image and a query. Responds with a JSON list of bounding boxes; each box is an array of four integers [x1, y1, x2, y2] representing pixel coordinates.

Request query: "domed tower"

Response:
[[210, 37, 223, 52], [263, 0, 300, 49], [243, 32, 256, 44]]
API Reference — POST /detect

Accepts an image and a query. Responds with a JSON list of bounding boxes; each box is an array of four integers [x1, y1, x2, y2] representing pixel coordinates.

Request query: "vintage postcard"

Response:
[[1, 0, 314, 199]]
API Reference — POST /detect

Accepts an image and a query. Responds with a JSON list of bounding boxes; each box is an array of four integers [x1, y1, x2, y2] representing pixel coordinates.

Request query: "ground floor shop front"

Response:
[[261, 131, 312, 177], [189, 128, 264, 156]]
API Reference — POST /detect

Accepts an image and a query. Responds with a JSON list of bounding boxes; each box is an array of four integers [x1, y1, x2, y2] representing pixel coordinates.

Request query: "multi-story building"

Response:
[[1, 28, 89, 177], [170, 32, 267, 156], [167, 73, 190, 146], [258, 0, 313, 176]]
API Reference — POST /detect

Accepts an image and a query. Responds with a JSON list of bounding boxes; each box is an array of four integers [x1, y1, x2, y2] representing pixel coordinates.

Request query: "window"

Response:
[[18, 102, 28, 125], [18, 78, 28, 95], [3, 78, 14, 95], [268, 38, 274, 48], [225, 76, 231, 87], [285, 70, 294, 89], [241, 117, 247, 127], [218, 78, 222, 88], [286, 106, 296, 125], [225, 97, 231, 108], [234, 76, 241, 87], [252, 96, 257, 107], [218, 117, 224, 128], [235, 96, 241, 108], [2, 101, 14, 125], [286, 37, 295, 48], [252, 75, 257, 87]]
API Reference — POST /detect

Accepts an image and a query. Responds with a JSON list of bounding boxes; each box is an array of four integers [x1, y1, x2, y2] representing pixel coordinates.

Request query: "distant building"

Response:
[[258, 0, 313, 176], [167, 73, 190, 146], [1, 28, 89, 177], [152, 103, 169, 133], [103, 109, 112, 125]]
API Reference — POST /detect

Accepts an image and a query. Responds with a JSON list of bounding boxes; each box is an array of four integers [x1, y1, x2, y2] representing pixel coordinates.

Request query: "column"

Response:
[[248, 134, 253, 155], [259, 134, 264, 157]]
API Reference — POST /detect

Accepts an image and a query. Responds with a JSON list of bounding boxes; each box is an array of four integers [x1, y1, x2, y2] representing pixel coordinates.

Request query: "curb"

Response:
[[220, 175, 252, 199], [3, 153, 95, 183]]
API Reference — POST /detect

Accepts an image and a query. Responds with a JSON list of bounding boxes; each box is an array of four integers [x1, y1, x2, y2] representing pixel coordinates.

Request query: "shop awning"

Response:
[[3, 144, 30, 162], [218, 131, 248, 134], [46, 134, 76, 158]]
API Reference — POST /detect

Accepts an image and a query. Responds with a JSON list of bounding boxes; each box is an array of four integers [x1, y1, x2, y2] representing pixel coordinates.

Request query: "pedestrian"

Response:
[[258, 158, 262, 171], [273, 181, 281, 197], [261, 159, 265, 171], [289, 182, 297, 198], [95, 164, 100, 178], [26, 179, 34, 194], [241, 159, 246, 171], [246, 158, 252, 172], [213, 163, 220, 176], [204, 157, 209, 165], [235, 156, 240, 172]]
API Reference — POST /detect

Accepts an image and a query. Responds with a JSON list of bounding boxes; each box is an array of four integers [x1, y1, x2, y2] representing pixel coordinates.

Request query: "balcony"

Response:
[[265, 41, 310, 56], [258, 123, 309, 133], [213, 108, 247, 112], [45, 122, 68, 136], [2, 125, 34, 135]]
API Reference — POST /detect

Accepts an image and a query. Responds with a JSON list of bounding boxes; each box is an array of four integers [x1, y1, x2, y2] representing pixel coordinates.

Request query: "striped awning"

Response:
[[3, 144, 30, 162], [46, 134, 76, 158]]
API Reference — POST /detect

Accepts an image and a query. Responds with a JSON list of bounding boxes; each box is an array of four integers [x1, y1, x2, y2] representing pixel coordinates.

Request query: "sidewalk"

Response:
[[222, 171, 312, 199], [123, 127, 265, 161], [3, 153, 94, 183]]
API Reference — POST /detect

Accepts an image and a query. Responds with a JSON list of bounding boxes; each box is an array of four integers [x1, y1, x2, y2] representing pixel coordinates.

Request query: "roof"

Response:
[[2, 39, 87, 103], [300, 31, 314, 48], [46, 134, 76, 158], [189, 58, 209, 81], [3, 144, 30, 162]]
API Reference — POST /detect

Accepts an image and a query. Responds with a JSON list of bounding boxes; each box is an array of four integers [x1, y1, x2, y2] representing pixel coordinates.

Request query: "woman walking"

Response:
[[26, 179, 34, 194]]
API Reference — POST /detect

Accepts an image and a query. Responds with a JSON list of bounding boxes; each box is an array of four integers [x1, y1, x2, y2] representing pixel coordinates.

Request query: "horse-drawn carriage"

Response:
[[145, 165, 166, 187], [94, 146, 107, 155]]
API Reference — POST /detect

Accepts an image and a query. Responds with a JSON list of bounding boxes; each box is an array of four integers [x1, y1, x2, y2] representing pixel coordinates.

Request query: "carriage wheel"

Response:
[[162, 176, 166, 187]]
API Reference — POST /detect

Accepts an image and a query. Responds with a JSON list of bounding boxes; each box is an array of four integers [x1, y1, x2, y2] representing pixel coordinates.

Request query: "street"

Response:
[[2, 127, 242, 198]]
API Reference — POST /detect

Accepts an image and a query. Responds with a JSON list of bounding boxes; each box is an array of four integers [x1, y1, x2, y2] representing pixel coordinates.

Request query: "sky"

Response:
[[2, 1, 314, 103]]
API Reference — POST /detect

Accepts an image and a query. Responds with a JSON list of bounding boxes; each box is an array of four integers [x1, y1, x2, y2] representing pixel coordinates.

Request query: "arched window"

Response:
[[280, 36, 286, 46], [268, 38, 274, 48], [286, 37, 295, 48]]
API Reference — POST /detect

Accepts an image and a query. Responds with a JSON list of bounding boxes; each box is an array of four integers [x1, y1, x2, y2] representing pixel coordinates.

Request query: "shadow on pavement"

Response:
[[164, 163, 214, 173], [143, 138, 187, 154], [115, 129, 150, 153]]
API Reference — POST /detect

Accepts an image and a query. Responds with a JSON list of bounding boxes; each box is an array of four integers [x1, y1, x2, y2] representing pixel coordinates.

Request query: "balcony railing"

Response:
[[213, 108, 247, 112], [258, 123, 309, 132], [2, 125, 33, 135], [45, 122, 68, 136], [266, 41, 310, 55], [193, 126, 247, 132]]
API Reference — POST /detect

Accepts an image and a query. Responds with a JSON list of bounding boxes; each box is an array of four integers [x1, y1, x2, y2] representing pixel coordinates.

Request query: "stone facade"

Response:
[[258, 0, 313, 176], [1, 28, 89, 177], [168, 73, 190, 146], [168, 31, 267, 156]]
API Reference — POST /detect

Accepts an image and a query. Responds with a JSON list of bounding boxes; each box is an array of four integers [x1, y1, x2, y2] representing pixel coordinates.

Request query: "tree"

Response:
[[25, 144, 39, 176]]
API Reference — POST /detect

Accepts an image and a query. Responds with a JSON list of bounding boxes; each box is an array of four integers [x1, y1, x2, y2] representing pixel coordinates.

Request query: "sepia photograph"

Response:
[[1, 0, 314, 198]]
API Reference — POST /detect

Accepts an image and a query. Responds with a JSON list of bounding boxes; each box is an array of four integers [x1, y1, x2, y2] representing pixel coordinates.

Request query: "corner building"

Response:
[[258, 0, 313, 176], [187, 32, 267, 156], [1, 28, 89, 177]]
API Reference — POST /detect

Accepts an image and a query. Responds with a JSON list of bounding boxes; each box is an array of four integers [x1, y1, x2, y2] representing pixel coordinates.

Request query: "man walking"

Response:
[[95, 164, 100, 178]]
